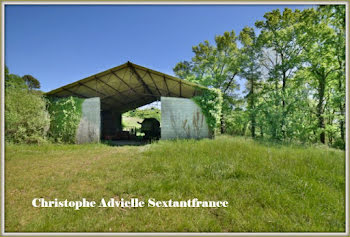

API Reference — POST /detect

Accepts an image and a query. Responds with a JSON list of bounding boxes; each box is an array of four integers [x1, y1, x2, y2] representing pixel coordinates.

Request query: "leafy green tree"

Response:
[[225, 107, 249, 136], [298, 6, 344, 144], [324, 5, 346, 146], [172, 6, 345, 148], [5, 65, 9, 78], [239, 27, 262, 138], [255, 8, 303, 140], [174, 30, 242, 133], [22, 74, 41, 90], [5, 65, 27, 89]]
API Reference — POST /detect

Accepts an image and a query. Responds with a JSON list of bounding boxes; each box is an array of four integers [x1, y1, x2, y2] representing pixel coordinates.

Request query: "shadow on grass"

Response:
[[101, 140, 150, 147]]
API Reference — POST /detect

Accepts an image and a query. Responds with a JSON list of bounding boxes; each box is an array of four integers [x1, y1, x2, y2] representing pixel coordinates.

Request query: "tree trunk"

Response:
[[248, 77, 256, 138], [340, 105, 345, 142], [338, 79, 345, 143], [281, 70, 287, 139], [316, 75, 326, 144], [328, 110, 335, 145], [251, 116, 256, 138], [220, 113, 225, 134], [337, 51, 345, 144]]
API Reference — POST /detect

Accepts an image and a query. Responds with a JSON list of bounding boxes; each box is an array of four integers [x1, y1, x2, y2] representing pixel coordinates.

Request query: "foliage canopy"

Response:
[[174, 5, 345, 149]]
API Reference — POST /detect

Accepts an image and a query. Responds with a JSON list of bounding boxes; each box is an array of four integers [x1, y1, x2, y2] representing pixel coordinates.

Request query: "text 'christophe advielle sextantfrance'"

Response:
[[32, 198, 229, 210]]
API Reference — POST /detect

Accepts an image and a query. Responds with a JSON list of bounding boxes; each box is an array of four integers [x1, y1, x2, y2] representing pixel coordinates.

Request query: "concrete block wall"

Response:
[[75, 97, 101, 144], [161, 97, 210, 140]]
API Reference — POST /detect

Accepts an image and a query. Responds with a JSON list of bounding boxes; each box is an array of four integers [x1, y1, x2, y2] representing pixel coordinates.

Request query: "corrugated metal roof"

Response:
[[46, 61, 205, 112]]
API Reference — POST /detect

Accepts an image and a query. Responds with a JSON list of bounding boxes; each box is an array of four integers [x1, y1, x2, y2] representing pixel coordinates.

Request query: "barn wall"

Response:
[[161, 97, 210, 140], [75, 97, 101, 144]]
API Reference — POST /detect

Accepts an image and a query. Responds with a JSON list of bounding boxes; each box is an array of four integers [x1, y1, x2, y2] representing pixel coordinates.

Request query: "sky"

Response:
[[5, 4, 313, 93]]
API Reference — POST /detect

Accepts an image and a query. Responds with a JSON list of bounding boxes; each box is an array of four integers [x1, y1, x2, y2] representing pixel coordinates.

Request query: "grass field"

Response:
[[5, 136, 345, 232], [122, 116, 142, 128]]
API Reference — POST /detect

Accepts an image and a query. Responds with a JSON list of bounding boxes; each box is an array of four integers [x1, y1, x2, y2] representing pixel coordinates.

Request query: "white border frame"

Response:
[[1, 1, 348, 236]]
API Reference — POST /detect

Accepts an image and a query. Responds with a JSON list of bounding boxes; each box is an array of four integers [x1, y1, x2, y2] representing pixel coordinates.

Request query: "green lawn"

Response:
[[122, 116, 142, 128], [5, 136, 345, 232]]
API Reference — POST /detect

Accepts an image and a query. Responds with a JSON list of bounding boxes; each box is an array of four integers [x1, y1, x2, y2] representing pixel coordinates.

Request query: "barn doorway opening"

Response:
[[101, 101, 161, 146]]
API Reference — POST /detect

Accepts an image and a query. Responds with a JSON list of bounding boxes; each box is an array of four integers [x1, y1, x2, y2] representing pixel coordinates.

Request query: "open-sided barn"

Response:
[[46, 61, 212, 143]]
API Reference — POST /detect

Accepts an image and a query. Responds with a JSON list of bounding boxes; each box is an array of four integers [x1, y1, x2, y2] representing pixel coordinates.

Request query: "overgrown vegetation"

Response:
[[5, 67, 50, 144], [192, 88, 223, 133], [46, 96, 84, 143], [5, 136, 345, 232], [5, 66, 86, 144], [174, 5, 345, 149]]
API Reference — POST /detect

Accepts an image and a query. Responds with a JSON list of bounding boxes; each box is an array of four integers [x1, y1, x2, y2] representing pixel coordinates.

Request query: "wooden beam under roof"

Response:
[[128, 61, 154, 96], [163, 76, 170, 96], [95, 76, 127, 105], [101, 84, 154, 101], [110, 70, 138, 94], [45, 61, 206, 112], [147, 70, 162, 96], [78, 81, 125, 107], [78, 82, 107, 97], [62, 87, 88, 98], [46, 61, 204, 97]]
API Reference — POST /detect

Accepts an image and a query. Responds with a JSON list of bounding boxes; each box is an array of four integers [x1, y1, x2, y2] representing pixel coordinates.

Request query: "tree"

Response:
[[5, 65, 27, 89], [324, 5, 346, 145], [174, 30, 242, 133], [255, 8, 303, 140], [298, 6, 343, 144], [5, 65, 9, 78], [239, 26, 262, 138], [22, 74, 41, 90], [172, 6, 345, 148]]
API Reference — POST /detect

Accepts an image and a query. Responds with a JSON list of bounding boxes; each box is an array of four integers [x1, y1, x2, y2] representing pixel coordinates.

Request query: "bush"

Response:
[[192, 88, 223, 134], [5, 87, 50, 144], [224, 109, 249, 136], [47, 96, 84, 143]]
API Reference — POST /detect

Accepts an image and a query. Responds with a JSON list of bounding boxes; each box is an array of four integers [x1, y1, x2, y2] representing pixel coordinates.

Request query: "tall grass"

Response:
[[5, 136, 345, 232]]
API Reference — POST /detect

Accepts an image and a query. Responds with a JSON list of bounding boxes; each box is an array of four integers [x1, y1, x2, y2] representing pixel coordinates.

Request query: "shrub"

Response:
[[5, 87, 50, 144], [47, 96, 84, 143], [225, 109, 249, 136], [192, 88, 223, 134]]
